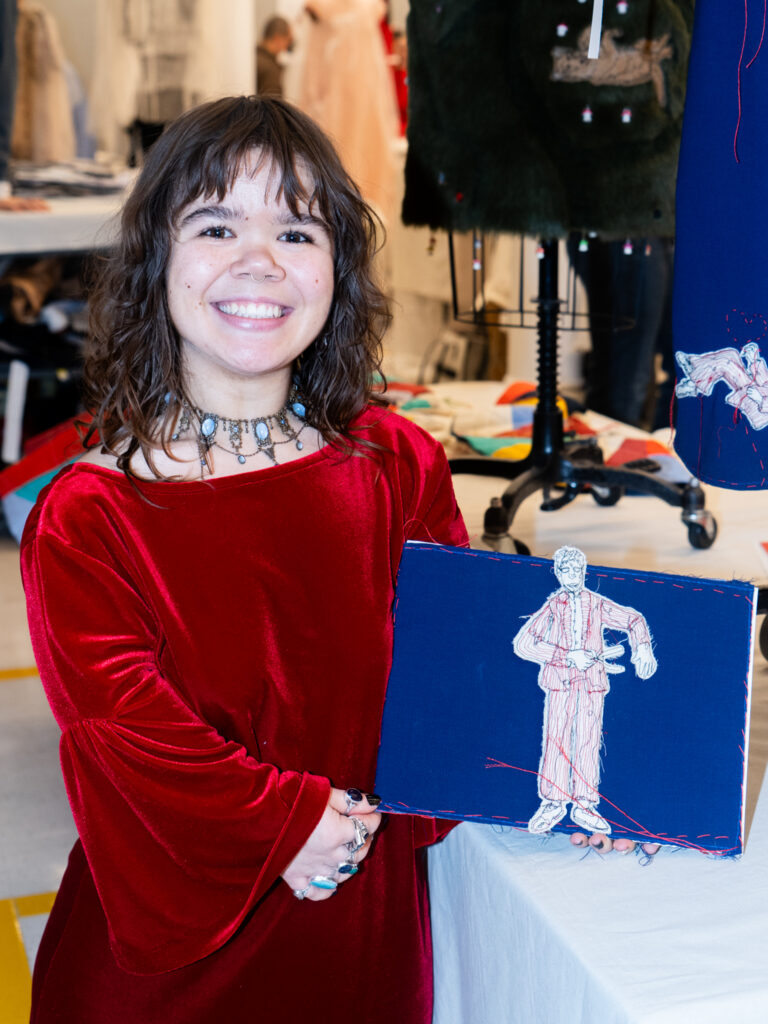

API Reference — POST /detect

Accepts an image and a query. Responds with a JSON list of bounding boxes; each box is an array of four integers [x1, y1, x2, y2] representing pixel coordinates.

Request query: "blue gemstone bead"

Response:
[[255, 421, 269, 441], [201, 417, 216, 437], [292, 402, 306, 418]]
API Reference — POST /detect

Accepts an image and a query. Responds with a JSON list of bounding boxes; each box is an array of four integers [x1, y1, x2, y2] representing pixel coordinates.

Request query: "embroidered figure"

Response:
[[513, 546, 657, 835], [675, 342, 768, 430], [551, 27, 673, 107]]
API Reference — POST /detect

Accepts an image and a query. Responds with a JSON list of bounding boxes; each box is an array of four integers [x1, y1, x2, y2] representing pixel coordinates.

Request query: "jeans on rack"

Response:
[[568, 235, 675, 430]]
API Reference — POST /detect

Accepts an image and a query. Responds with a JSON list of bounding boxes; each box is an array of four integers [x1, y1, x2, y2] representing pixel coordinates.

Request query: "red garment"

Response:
[[21, 407, 468, 1024]]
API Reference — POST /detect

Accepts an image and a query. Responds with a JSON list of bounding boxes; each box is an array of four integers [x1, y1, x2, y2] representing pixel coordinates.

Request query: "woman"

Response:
[[21, 95, 468, 1023]]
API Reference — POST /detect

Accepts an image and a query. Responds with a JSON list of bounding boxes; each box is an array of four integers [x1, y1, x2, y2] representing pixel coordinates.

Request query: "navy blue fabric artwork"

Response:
[[375, 543, 755, 854], [673, 0, 768, 487]]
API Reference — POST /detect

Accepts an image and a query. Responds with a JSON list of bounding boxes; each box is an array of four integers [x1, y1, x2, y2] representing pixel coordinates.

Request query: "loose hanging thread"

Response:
[[734, 0, 767, 162]]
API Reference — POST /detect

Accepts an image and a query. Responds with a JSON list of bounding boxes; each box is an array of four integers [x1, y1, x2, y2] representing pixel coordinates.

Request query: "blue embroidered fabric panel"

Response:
[[375, 543, 755, 854], [673, 0, 768, 487]]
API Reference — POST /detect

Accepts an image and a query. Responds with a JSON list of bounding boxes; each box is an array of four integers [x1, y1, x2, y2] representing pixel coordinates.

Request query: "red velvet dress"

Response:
[[21, 407, 468, 1024]]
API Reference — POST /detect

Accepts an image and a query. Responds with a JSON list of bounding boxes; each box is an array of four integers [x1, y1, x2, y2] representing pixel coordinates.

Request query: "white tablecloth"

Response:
[[429, 755, 768, 1023], [427, 446, 768, 1023], [426, 387, 768, 1022]]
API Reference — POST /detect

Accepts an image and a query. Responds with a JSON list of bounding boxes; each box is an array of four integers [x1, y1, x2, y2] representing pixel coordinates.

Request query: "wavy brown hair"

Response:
[[83, 95, 390, 478]]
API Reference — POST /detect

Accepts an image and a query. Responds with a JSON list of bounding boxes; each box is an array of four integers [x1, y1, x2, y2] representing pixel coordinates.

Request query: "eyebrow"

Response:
[[178, 204, 327, 229], [179, 204, 242, 226]]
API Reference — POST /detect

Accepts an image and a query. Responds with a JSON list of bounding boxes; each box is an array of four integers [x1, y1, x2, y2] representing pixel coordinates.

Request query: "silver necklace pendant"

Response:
[[176, 387, 307, 475]]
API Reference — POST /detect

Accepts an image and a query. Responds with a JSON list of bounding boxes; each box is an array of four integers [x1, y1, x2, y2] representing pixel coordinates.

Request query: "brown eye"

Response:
[[280, 230, 311, 244], [202, 225, 232, 239]]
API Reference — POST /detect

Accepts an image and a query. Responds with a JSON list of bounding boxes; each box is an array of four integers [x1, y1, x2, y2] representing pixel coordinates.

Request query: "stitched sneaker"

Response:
[[528, 800, 568, 834], [570, 804, 611, 834]]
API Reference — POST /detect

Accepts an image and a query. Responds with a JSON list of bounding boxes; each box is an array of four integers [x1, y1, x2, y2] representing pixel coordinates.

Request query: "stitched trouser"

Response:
[[538, 684, 605, 804]]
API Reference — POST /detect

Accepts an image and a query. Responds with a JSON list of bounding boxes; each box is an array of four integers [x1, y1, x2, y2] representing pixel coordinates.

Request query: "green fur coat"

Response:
[[402, 0, 694, 237]]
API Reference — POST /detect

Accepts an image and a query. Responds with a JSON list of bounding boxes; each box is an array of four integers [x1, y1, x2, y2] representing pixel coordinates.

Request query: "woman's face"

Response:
[[166, 153, 334, 404]]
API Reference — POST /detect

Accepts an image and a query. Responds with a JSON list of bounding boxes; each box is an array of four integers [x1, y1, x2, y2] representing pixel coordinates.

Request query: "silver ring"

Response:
[[337, 858, 358, 876], [249, 273, 266, 283], [347, 816, 369, 853], [292, 886, 310, 900], [345, 787, 363, 814], [309, 875, 338, 891]]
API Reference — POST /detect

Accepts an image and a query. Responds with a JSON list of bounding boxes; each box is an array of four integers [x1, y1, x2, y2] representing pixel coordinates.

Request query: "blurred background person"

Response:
[[256, 15, 294, 97]]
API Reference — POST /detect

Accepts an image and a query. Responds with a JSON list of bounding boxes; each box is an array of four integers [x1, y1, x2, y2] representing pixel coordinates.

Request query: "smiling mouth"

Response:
[[216, 302, 286, 319]]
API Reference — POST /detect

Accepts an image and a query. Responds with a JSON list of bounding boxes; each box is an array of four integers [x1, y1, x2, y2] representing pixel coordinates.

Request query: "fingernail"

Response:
[[365, 793, 382, 807], [613, 838, 636, 855], [590, 835, 612, 852], [570, 832, 587, 847]]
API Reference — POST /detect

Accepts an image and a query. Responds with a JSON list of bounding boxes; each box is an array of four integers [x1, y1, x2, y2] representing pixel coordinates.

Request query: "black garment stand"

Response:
[[448, 239, 718, 551]]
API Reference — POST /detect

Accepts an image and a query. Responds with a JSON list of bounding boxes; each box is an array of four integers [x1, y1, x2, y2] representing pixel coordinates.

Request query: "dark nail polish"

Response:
[[365, 793, 382, 807]]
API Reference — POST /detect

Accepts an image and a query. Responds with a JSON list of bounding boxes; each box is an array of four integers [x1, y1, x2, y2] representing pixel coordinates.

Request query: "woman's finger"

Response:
[[589, 833, 613, 853], [328, 786, 382, 820], [613, 838, 636, 854]]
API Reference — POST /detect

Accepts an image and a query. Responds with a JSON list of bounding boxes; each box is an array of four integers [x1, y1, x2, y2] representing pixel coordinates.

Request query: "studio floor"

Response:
[[1, 396, 767, 1022]]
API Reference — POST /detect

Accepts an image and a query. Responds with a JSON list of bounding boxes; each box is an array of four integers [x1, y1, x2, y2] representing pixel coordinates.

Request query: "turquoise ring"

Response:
[[309, 875, 338, 891]]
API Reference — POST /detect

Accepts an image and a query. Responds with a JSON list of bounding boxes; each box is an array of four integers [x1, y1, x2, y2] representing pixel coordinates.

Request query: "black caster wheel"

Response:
[[760, 616, 768, 661], [590, 485, 623, 507], [686, 514, 717, 549]]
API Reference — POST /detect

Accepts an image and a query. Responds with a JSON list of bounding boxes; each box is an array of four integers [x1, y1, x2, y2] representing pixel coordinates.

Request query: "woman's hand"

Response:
[[282, 787, 382, 901], [570, 833, 661, 859]]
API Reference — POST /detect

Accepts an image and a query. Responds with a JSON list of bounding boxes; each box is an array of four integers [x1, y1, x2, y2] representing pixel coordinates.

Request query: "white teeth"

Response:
[[218, 302, 284, 319]]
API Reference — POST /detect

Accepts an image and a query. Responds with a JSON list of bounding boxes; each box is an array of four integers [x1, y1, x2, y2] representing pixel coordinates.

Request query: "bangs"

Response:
[[164, 104, 334, 229]]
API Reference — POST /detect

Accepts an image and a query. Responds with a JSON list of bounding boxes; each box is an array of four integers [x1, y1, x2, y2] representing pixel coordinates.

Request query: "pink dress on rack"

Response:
[[298, 0, 399, 221]]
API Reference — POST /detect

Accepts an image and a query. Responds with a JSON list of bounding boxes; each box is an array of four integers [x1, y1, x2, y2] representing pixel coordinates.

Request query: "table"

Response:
[[425, 388, 768, 1023], [429, 715, 768, 1023], [0, 194, 124, 256], [0, 193, 126, 463]]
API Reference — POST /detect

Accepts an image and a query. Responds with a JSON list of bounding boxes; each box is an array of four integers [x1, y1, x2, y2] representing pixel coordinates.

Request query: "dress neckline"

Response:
[[67, 444, 333, 493]]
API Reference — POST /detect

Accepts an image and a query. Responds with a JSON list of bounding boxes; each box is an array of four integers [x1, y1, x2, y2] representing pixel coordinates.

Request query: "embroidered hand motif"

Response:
[[551, 27, 673, 107], [675, 331, 768, 431]]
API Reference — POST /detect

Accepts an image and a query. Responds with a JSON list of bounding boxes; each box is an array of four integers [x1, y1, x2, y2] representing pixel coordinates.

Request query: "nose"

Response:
[[231, 244, 286, 283]]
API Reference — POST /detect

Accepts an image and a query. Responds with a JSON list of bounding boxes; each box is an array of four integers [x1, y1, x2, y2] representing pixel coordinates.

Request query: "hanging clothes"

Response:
[[11, 1, 75, 163], [297, 0, 399, 223], [402, 0, 693, 237]]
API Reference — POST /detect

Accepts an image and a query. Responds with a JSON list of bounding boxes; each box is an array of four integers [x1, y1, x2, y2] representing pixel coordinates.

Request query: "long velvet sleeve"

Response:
[[22, 530, 330, 974]]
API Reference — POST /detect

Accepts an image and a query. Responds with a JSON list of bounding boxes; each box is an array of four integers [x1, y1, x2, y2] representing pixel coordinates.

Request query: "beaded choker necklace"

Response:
[[173, 388, 308, 474]]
